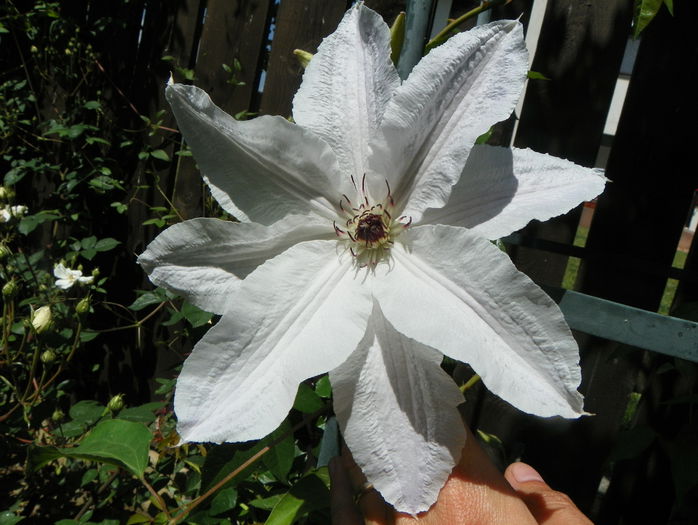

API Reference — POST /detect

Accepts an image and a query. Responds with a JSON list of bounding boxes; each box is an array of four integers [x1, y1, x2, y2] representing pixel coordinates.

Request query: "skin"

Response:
[[329, 427, 593, 525]]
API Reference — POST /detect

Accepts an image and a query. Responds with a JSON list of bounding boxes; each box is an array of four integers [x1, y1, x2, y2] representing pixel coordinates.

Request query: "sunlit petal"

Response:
[[175, 240, 372, 443], [293, 3, 399, 182], [167, 84, 350, 224], [420, 145, 607, 238], [331, 303, 465, 515], [370, 20, 527, 221], [375, 226, 585, 418], [138, 215, 330, 314]]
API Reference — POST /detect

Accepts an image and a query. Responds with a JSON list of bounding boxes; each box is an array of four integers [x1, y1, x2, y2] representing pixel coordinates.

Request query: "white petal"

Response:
[[55, 278, 74, 290], [166, 84, 349, 225], [370, 20, 527, 221], [293, 4, 399, 182], [53, 264, 70, 280], [420, 146, 608, 238], [78, 276, 94, 284], [331, 303, 465, 515], [175, 240, 372, 443], [138, 215, 330, 314], [374, 225, 585, 418]]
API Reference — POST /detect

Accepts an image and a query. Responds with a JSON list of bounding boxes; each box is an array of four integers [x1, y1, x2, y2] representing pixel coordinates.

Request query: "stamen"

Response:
[[350, 175, 357, 190], [361, 173, 367, 195], [342, 194, 352, 206], [333, 221, 345, 236]]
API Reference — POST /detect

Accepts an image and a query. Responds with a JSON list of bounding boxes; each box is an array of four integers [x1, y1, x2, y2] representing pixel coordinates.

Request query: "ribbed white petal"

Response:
[[374, 225, 585, 418], [420, 146, 607, 238], [166, 84, 350, 225], [331, 303, 465, 515], [293, 3, 399, 183], [138, 215, 331, 315], [175, 240, 372, 443], [370, 20, 527, 222]]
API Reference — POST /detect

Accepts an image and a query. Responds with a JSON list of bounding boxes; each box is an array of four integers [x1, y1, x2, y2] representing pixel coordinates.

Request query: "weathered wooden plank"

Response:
[[165, 0, 205, 222], [508, 0, 633, 288], [195, 0, 272, 116], [581, 6, 698, 311], [259, 0, 349, 117]]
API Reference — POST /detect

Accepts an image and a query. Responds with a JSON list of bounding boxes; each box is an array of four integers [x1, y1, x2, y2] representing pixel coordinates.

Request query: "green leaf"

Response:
[[18, 211, 60, 235], [180, 301, 214, 328], [250, 494, 284, 510], [128, 289, 168, 311], [264, 469, 330, 525], [527, 70, 550, 80], [293, 383, 324, 414], [201, 442, 265, 493], [262, 420, 295, 483], [633, 0, 666, 38], [150, 149, 170, 162], [0, 511, 23, 525], [209, 487, 237, 517], [95, 238, 120, 252], [65, 419, 151, 478], [315, 375, 332, 398], [118, 402, 165, 424], [70, 400, 105, 425]]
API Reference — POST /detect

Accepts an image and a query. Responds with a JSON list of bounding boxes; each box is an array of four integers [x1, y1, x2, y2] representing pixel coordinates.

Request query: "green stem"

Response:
[[170, 405, 330, 524], [425, 0, 513, 53]]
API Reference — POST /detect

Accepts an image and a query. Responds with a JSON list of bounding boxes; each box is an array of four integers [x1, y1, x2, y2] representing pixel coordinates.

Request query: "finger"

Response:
[[340, 448, 393, 525], [392, 426, 538, 525], [330, 456, 365, 525], [504, 462, 593, 525]]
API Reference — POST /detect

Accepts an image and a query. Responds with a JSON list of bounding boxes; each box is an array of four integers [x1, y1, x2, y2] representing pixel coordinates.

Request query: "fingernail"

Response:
[[511, 462, 544, 483]]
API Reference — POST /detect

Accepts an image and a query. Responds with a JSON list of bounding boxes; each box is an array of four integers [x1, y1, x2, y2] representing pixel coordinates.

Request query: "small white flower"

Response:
[[0, 205, 28, 223], [53, 263, 94, 290], [139, 4, 606, 514]]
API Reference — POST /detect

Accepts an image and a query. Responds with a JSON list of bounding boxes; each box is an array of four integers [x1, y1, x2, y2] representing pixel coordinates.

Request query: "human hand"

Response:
[[329, 427, 593, 525]]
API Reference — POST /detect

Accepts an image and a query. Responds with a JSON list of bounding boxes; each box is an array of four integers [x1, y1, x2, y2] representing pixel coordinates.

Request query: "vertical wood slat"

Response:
[[581, 5, 698, 311], [507, 0, 633, 288], [259, 0, 349, 117], [194, 0, 272, 116]]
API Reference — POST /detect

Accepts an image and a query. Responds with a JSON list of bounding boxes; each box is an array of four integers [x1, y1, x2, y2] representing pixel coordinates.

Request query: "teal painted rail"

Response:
[[544, 286, 698, 363]]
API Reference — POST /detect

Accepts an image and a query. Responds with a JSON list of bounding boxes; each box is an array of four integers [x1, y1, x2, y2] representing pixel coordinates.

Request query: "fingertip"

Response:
[[505, 462, 545, 486]]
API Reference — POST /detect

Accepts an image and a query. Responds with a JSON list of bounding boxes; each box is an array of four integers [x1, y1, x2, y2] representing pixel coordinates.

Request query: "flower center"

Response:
[[333, 177, 411, 267], [355, 213, 388, 243]]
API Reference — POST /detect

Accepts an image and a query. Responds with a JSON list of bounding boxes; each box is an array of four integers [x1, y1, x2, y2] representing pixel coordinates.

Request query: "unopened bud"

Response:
[[31, 305, 53, 334], [107, 394, 125, 413], [0, 186, 15, 200], [0, 244, 11, 261], [2, 280, 18, 298], [52, 409, 65, 422], [41, 349, 56, 364], [76, 296, 90, 315], [293, 49, 313, 69], [91, 268, 100, 278]]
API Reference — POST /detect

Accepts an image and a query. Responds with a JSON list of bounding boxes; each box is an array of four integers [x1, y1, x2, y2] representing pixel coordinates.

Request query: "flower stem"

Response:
[[425, 0, 513, 54]]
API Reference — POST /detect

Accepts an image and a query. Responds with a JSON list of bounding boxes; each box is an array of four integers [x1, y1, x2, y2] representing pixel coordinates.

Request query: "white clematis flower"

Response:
[[54, 263, 94, 290], [138, 4, 606, 514]]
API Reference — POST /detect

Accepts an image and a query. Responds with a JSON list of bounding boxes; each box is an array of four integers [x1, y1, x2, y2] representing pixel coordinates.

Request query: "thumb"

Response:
[[504, 463, 594, 525]]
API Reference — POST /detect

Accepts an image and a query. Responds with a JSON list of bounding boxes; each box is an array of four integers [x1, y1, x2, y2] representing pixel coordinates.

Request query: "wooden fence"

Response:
[[22, 0, 698, 523]]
